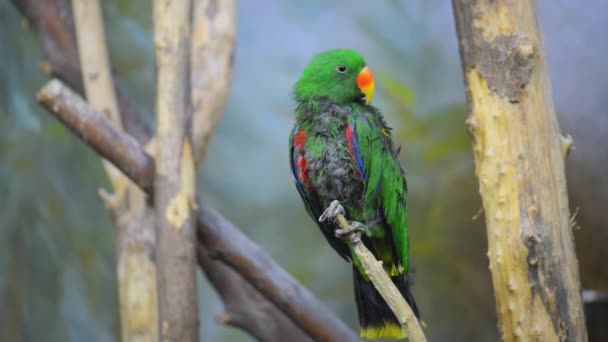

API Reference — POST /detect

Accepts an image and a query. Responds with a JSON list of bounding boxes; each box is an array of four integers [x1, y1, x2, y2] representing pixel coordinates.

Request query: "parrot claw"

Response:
[[335, 221, 367, 244], [320, 200, 367, 244], [319, 200, 345, 223]]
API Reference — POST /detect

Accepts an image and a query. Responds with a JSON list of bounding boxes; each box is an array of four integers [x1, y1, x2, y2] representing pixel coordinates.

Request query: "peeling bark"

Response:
[[452, 1, 587, 341]]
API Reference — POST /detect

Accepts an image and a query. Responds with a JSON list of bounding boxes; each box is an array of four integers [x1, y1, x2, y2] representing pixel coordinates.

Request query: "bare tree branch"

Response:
[[36, 80, 155, 194], [11, 1, 315, 340], [452, 1, 587, 341], [71, 0, 124, 191], [190, 0, 236, 164], [196, 201, 359, 342], [329, 208, 426, 341], [70, 1, 160, 340], [10, 0, 151, 143], [153, 0, 199, 340], [198, 248, 312, 342], [36, 79, 360, 342]]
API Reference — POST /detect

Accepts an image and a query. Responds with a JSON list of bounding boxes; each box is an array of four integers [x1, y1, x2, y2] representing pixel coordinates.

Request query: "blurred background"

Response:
[[1, 1, 606, 341]]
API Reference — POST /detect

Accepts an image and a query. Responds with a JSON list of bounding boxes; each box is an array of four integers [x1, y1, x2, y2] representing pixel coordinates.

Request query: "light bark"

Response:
[[452, 1, 587, 341], [71, 1, 159, 341], [333, 214, 427, 342], [190, 0, 236, 164], [153, 1, 199, 341]]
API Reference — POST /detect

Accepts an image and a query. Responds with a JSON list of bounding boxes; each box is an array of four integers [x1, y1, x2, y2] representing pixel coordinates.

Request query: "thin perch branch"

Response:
[[36, 79, 359, 342], [333, 214, 427, 342]]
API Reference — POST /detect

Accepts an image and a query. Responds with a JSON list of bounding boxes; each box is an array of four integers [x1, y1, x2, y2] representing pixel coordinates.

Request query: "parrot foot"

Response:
[[335, 221, 366, 244], [319, 200, 367, 244], [318, 200, 345, 223]]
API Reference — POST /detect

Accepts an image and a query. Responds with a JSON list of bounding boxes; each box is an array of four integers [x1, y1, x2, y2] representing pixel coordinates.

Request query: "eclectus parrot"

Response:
[[289, 49, 420, 339]]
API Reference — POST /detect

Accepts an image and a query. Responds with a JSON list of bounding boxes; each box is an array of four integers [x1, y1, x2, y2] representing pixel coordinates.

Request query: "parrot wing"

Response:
[[348, 109, 409, 273]]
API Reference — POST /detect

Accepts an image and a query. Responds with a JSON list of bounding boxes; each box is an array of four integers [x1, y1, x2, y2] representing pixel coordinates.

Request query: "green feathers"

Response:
[[294, 49, 367, 105], [350, 107, 409, 275]]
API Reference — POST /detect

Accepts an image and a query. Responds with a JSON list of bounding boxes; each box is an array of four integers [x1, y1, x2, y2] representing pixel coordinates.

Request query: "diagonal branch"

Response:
[[11, 0, 151, 143], [198, 248, 312, 342], [332, 209, 426, 341], [37, 79, 358, 342]]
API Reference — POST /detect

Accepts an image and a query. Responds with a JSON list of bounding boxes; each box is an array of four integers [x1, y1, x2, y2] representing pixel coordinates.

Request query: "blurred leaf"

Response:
[[423, 132, 470, 164], [377, 72, 416, 106], [41, 123, 68, 141], [424, 104, 468, 128]]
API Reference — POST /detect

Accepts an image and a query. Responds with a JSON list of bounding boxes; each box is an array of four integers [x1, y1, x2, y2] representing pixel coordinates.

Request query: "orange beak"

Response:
[[356, 66, 375, 105]]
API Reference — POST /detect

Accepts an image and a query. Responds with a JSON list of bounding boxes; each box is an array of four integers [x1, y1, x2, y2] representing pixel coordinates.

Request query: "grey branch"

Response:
[[11, 0, 151, 143], [153, 0, 199, 340]]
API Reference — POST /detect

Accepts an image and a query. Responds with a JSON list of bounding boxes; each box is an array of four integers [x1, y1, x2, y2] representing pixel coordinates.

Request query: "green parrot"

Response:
[[289, 49, 420, 339]]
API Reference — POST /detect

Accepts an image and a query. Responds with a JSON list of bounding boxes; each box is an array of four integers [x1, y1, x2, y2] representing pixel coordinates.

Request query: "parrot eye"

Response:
[[336, 65, 347, 73]]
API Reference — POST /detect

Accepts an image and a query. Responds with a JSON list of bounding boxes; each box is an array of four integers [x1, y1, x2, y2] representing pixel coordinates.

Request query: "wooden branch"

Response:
[[72, 0, 121, 126], [70, 1, 160, 340], [198, 242, 312, 342], [153, 0, 199, 341], [36, 80, 359, 342], [37, 80, 155, 194], [72, 0, 124, 192], [190, 0, 236, 163], [332, 214, 427, 342], [452, 1, 587, 341], [10, 0, 151, 143], [196, 202, 359, 342], [17, 1, 316, 340]]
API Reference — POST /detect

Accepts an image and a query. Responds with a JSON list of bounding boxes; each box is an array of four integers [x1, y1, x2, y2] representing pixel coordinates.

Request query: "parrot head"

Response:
[[294, 49, 375, 106]]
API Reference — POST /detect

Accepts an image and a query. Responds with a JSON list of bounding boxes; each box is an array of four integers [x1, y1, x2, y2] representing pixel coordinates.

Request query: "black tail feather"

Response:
[[353, 264, 420, 339]]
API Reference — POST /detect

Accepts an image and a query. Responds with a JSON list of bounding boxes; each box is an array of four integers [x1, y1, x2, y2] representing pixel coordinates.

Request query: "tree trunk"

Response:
[[452, 1, 587, 341]]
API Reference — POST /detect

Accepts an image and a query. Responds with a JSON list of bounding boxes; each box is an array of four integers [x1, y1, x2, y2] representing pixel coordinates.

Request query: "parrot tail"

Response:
[[353, 264, 420, 340]]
